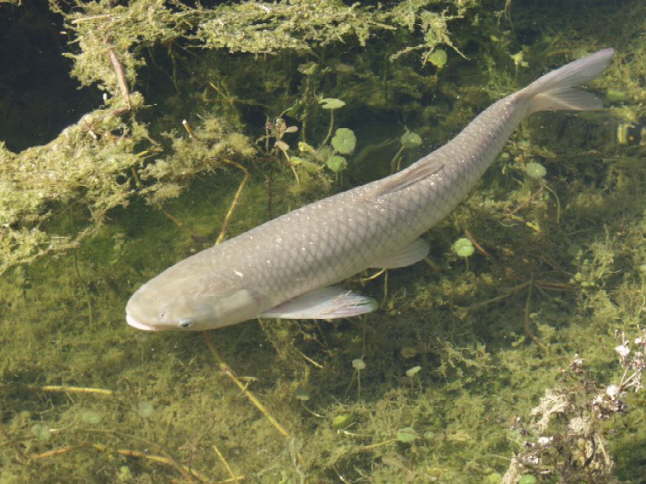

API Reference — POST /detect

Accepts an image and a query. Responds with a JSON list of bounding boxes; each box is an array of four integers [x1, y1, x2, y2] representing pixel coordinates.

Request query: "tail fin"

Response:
[[521, 48, 615, 113]]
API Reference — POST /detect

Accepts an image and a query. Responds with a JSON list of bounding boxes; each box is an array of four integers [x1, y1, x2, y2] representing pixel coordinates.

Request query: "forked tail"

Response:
[[520, 48, 615, 113]]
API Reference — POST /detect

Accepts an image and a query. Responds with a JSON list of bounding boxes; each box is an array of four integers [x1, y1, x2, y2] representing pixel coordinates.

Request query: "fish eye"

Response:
[[178, 319, 193, 329]]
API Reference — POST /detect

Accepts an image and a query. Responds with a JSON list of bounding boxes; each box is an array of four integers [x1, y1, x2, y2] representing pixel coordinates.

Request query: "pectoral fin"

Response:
[[261, 287, 377, 320], [370, 238, 429, 269]]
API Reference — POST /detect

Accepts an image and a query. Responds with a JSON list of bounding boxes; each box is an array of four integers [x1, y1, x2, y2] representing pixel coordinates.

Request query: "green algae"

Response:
[[1, 0, 646, 482]]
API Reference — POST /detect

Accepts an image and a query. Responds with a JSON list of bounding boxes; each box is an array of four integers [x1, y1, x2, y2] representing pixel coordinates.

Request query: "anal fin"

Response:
[[370, 238, 429, 269]]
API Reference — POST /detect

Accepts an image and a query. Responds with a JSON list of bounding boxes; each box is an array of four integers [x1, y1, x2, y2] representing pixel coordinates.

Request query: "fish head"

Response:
[[125, 268, 265, 331]]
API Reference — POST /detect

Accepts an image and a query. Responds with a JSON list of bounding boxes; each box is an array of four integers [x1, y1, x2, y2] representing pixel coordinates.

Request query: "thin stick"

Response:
[[523, 277, 546, 350], [113, 447, 208, 482], [216, 161, 250, 244], [356, 438, 397, 451], [72, 14, 114, 23], [212, 443, 243, 481], [0, 421, 29, 462], [295, 348, 324, 369], [464, 229, 492, 257], [32, 446, 77, 459], [40, 385, 112, 395], [33, 443, 208, 482], [358, 268, 385, 283], [202, 333, 290, 438], [159, 207, 184, 227], [108, 48, 131, 109], [0, 384, 113, 396], [464, 281, 531, 312]]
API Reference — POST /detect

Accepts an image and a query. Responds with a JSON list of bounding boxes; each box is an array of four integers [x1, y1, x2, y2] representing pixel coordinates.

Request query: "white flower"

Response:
[[615, 344, 630, 358], [537, 436, 553, 446], [606, 384, 621, 398]]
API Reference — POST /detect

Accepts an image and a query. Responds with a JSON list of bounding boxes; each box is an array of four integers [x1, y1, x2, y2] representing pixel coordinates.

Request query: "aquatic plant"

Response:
[[1, 0, 477, 273], [503, 329, 646, 483]]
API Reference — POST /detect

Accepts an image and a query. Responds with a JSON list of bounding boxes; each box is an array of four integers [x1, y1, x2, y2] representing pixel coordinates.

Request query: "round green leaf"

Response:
[[331, 128, 357, 155], [452, 238, 475, 258], [294, 388, 310, 401], [396, 427, 418, 443], [352, 358, 366, 370], [80, 410, 103, 424], [332, 414, 352, 428], [518, 475, 537, 484], [326, 155, 348, 173], [525, 161, 547, 179], [319, 98, 346, 110], [31, 423, 51, 441], [427, 49, 448, 69], [400, 131, 422, 149], [137, 401, 155, 418], [405, 366, 422, 377]]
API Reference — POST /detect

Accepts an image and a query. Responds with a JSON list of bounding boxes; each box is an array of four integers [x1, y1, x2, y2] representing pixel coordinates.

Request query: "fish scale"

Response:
[[126, 48, 615, 331]]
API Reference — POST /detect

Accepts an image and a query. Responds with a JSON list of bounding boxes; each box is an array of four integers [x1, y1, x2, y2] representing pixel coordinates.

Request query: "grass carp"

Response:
[[126, 48, 614, 331]]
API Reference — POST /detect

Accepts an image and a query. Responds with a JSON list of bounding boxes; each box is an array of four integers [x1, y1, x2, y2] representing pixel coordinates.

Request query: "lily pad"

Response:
[[400, 131, 422, 149], [31, 423, 51, 441], [427, 48, 448, 69], [137, 401, 155, 418], [319, 98, 346, 110], [452, 238, 475, 258], [352, 358, 366, 370], [331, 128, 356, 155], [331, 414, 352, 428], [405, 365, 422, 377], [525, 161, 547, 179], [396, 427, 419, 443], [326, 155, 348, 173], [80, 410, 103, 425]]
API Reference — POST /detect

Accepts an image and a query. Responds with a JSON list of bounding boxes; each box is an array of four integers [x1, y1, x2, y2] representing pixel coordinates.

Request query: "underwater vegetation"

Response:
[[1, 0, 645, 482]]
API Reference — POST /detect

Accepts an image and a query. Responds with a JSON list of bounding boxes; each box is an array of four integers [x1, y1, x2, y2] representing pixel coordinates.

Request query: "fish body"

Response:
[[126, 48, 614, 331]]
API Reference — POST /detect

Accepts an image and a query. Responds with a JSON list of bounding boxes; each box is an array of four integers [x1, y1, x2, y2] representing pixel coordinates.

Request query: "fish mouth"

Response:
[[126, 312, 159, 331]]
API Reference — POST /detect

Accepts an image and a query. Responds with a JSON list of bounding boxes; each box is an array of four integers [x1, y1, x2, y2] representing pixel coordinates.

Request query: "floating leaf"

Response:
[[326, 155, 348, 173], [294, 388, 310, 401], [518, 476, 537, 484], [400, 131, 422, 149], [31, 423, 51, 441], [274, 140, 289, 152], [396, 427, 418, 443], [319, 98, 346, 110], [352, 358, 366, 370], [298, 62, 318, 76], [80, 410, 103, 424], [137, 401, 155, 419], [298, 141, 316, 153], [290, 157, 320, 172], [405, 365, 422, 377], [331, 128, 356, 154], [452, 238, 474, 258], [332, 414, 352, 428], [524, 161, 546, 179], [427, 49, 448, 69]]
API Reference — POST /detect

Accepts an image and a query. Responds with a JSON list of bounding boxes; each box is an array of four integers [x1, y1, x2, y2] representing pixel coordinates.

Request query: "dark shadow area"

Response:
[[0, 0, 101, 152]]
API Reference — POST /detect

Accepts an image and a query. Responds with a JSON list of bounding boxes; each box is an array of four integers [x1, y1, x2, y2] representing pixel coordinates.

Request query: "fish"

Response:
[[126, 48, 615, 332]]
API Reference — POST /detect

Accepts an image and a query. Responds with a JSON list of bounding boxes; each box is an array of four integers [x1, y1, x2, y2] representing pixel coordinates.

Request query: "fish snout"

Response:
[[126, 311, 160, 331]]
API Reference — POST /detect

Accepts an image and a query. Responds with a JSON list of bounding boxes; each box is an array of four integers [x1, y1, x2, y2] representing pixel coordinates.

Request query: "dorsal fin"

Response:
[[373, 156, 445, 198]]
